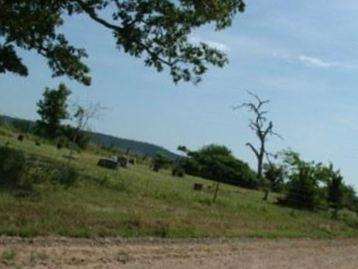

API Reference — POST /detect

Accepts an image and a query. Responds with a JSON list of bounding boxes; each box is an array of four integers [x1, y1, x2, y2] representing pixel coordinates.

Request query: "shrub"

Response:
[[172, 166, 185, 177], [263, 163, 285, 192], [0, 146, 27, 188], [17, 134, 25, 142], [341, 184, 358, 213], [52, 166, 79, 186], [62, 125, 91, 150], [56, 136, 69, 150], [327, 171, 344, 218], [278, 151, 327, 211], [152, 153, 171, 172], [0, 146, 37, 196], [181, 144, 258, 189]]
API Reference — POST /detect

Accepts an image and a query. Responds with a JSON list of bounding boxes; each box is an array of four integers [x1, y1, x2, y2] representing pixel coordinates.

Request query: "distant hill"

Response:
[[88, 131, 180, 160], [0, 115, 181, 160]]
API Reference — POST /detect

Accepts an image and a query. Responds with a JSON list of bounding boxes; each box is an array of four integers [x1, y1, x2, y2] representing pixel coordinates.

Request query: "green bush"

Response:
[[152, 153, 171, 172], [28, 159, 80, 187], [181, 144, 258, 189], [56, 136, 69, 150], [172, 166, 185, 177], [278, 151, 327, 211], [0, 146, 38, 196], [0, 146, 27, 188], [0, 145, 80, 198], [53, 166, 79, 186]]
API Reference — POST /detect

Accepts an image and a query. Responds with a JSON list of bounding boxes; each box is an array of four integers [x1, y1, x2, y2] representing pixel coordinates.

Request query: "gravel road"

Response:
[[0, 237, 357, 268]]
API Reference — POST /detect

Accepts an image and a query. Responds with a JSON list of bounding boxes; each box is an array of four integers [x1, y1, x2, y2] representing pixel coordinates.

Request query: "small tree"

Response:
[[263, 162, 286, 193], [327, 169, 343, 219], [36, 83, 71, 138], [341, 184, 358, 213], [0, 117, 4, 126], [279, 150, 325, 211], [235, 92, 282, 200], [67, 102, 104, 163], [152, 153, 171, 172], [179, 144, 257, 189]]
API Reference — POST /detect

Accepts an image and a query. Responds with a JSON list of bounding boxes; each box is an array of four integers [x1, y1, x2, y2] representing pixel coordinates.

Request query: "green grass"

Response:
[[1, 126, 358, 239]]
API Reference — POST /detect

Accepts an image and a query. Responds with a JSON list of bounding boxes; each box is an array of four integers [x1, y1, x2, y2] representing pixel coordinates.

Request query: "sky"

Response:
[[1, 0, 358, 187]]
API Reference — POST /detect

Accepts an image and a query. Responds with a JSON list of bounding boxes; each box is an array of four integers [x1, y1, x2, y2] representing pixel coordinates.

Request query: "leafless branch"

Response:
[[234, 91, 283, 181]]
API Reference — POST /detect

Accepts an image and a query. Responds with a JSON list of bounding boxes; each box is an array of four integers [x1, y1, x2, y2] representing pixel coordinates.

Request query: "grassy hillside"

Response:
[[0, 125, 358, 239]]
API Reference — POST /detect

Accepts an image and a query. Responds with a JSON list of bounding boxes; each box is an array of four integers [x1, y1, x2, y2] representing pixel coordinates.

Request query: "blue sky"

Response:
[[1, 0, 358, 187]]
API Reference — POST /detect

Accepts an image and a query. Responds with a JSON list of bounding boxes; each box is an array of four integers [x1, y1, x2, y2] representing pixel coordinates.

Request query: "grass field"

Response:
[[1, 126, 358, 239]]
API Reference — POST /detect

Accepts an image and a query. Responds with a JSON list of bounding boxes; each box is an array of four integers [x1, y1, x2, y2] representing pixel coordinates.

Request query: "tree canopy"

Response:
[[37, 83, 71, 138], [0, 0, 246, 85], [179, 144, 258, 188]]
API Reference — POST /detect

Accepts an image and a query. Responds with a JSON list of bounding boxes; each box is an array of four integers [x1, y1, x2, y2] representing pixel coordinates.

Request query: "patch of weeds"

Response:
[[1, 248, 16, 266], [30, 251, 49, 265], [340, 212, 358, 229], [261, 206, 268, 213], [121, 218, 142, 237], [152, 221, 169, 238], [112, 179, 128, 192], [52, 166, 79, 187], [153, 190, 182, 202], [97, 175, 110, 187], [194, 195, 213, 206], [289, 210, 298, 218], [169, 227, 204, 238], [116, 251, 131, 264], [124, 218, 141, 230], [0, 146, 27, 188]]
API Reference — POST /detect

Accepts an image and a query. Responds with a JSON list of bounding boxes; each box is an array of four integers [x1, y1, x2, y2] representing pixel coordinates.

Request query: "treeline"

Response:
[[275, 150, 358, 215], [159, 144, 358, 217]]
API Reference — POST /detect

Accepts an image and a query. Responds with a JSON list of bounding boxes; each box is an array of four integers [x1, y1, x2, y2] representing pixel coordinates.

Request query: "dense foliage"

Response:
[[36, 83, 71, 138], [0, 145, 79, 195], [278, 151, 324, 210], [179, 144, 258, 188], [0, 146, 28, 190], [62, 124, 91, 150], [276, 150, 358, 214], [152, 153, 172, 172], [327, 170, 344, 218], [0, 0, 245, 84], [263, 163, 285, 192]]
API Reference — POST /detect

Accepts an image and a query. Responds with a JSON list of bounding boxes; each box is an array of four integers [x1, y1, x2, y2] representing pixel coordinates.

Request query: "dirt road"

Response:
[[0, 237, 357, 269]]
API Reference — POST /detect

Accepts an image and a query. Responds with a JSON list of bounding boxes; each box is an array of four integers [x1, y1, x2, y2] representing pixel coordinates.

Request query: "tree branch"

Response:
[[246, 142, 260, 158]]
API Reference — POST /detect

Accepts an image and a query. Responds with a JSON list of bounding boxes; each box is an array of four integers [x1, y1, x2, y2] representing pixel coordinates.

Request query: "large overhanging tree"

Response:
[[0, 0, 245, 85]]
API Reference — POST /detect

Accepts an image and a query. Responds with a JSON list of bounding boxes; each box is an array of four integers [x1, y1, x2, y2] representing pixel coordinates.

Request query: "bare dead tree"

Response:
[[67, 102, 106, 164], [234, 91, 282, 200]]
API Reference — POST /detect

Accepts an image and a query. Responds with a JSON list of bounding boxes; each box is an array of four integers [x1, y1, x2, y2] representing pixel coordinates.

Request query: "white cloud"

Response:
[[189, 36, 230, 52], [273, 52, 356, 69], [297, 55, 336, 68]]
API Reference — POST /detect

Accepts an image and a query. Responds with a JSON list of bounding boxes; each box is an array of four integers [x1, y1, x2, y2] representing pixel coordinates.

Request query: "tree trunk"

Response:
[[67, 128, 79, 165], [258, 150, 269, 201]]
